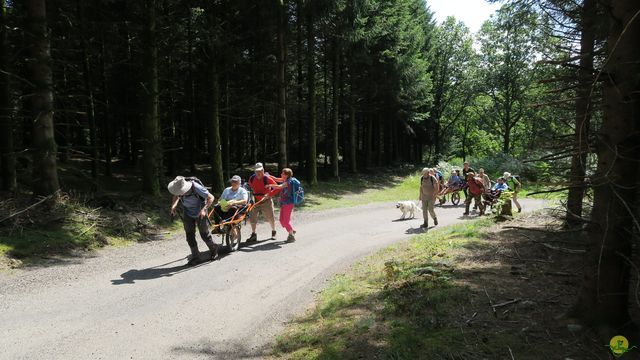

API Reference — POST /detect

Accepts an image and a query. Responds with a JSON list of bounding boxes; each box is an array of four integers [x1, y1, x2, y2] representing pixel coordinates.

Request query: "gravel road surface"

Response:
[[0, 199, 546, 359]]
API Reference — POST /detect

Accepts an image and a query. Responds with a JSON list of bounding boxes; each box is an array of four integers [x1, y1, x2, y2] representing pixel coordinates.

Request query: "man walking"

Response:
[[461, 162, 475, 201], [463, 172, 486, 216], [503, 172, 522, 213], [419, 168, 439, 228], [169, 176, 219, 266], [247, 162, 278, 242]]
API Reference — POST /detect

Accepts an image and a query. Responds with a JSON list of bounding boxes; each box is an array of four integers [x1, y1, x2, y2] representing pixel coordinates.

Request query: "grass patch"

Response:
[[0, 192, 182, 265], [301, 171, 421, 211], [272, 219, 495, 360], [519, 183, 567, 200]]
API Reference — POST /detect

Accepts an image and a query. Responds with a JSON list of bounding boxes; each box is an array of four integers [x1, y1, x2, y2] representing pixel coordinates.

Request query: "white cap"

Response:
[[167, 176, 193, 196], [230, 175, 242, 183], [503, 172, 511, 179], [254, 162, 264, 172]]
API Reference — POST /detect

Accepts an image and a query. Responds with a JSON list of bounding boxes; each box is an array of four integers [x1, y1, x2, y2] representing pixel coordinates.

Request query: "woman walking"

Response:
[[268, 168, 297, 243]]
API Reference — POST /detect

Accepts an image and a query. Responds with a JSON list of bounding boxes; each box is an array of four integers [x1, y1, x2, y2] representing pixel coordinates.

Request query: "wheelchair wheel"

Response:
[[225, 225, 241, 252], [451, 192, 461, 205]]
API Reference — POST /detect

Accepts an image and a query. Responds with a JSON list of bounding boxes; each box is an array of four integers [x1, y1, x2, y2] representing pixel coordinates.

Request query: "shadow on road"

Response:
[[172, 339, 268, 359], [405, 227, 426, 234], [239, 240, 283, 252], [111, 250, 225, 285], [392, 218, 417, 222]]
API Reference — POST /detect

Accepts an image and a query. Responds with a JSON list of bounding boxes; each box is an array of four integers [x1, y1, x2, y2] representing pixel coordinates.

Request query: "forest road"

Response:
[[0, 199, 546, 359]]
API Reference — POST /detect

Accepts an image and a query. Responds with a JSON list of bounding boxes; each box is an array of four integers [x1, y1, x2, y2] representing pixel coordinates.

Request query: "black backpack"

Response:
[[184, 176, 206, 201]]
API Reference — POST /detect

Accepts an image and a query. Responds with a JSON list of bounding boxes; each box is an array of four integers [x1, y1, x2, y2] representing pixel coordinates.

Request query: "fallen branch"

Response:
[[544, 271, 574, 277], [539, 242, 586, 254], [483, 287, 497, 317], [0, 191, 59, 224], [492, 299, 520, 309]]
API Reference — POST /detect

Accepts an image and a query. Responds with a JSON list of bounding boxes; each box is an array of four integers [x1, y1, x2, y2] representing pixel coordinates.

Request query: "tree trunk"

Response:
[[78, 0, 98, 183], [277, 0, 288, 169], [141, 0, 161, 195], [306, 6, 317, 185], [100, 35, 112, 177], [0, 0, 16, 191], [570, 0, 639, 329], [209, 61, 224, 194], [331, 37, 340, 179], [566, 0, 595, 226], [349, 104, 357, 173], [295, 0, 305, 169], [223, 75, 230, 178], [25, 0, 60, 197], [365, 115, 372, 168]]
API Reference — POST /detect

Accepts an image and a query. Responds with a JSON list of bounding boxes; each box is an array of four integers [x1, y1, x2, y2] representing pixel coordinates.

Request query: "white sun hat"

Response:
[[167, 176, 193, 196], [503, 172, 512, 179]]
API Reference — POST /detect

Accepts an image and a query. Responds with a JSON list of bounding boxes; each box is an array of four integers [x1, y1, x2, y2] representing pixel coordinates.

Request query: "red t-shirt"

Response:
[[248, 174, 278, 201], [467, 177, 485, 196]]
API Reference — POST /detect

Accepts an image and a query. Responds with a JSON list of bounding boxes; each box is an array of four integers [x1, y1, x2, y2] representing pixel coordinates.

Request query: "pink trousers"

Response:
[[279, 204, 295, 233]]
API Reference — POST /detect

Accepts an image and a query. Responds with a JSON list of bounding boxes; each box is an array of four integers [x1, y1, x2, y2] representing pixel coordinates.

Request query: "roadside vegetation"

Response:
[[272, 212, 616, 359]]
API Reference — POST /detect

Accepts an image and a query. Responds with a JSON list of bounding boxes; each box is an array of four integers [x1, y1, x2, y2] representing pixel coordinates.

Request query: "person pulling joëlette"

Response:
[[463, 171, 486, 216], [247, 162, 278, 242], [267, 168, 298, 243], [169, 176, 219, 266]]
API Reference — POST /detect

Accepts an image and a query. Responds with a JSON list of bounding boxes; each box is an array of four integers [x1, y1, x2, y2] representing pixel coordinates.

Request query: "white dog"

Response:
[[396, 201, 422, 220]]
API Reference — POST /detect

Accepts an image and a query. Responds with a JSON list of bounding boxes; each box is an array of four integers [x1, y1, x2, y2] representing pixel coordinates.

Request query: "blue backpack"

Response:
[[290, 177, 305, 206]]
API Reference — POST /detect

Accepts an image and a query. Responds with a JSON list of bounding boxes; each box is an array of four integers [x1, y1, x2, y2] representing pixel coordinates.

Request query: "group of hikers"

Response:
[[167, 163, 299, 266], [419, 161, 522, 228]]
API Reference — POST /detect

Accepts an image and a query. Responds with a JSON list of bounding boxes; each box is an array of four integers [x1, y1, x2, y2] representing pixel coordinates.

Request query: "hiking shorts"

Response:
[[250, 198, 276, 225]]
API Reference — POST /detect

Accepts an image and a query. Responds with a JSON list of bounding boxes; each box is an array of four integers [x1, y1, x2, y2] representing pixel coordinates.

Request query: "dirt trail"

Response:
[[0, 199, 545, 359]]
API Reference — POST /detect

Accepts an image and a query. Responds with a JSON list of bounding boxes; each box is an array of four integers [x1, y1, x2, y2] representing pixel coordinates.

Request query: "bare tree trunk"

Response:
[[331, 37, 340, 179], [570, 0, 639, 329], [141, 0, 161, 195], [277, 0, 288, 169], [25, 0, 60, 197], [364, 115, 372, 169], [223, 75, 230, 178], [99, 34, 112, 177], [306, 6, 317, 185], [566, 0, 595, 226], [209, 59, 224, 194], [0, 0, 16, 191], [78, 0, 98, 184], [349, 104, 357, 173]]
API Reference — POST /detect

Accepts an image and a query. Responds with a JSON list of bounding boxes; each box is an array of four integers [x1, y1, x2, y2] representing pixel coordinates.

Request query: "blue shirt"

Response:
[[492, 183, 509, 191], [220, 186, 249, 202], [181, 182, 209, 218]]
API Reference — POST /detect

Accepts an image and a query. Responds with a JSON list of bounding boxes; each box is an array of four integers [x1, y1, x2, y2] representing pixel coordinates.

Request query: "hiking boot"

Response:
[[420, 223, 428, 228], [463, 212, 469, 216], [187, 255, 201, 266], [285, 234, 296, 243], [271, 230, 277, 239], [208, 244, 219, 261], [247, 233, 258, 243], [518, 208, 522, 213], [433, 218, 438, 226]]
